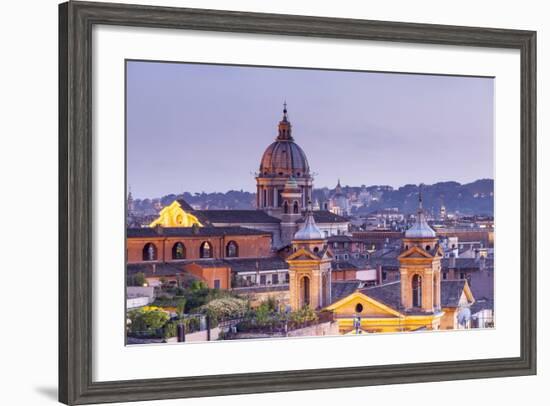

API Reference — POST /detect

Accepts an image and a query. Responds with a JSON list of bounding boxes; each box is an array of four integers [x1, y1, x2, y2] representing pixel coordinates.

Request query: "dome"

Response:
[[259, 105, 310, 178], [405, 189, 436, 239], [260, 140, 310, 177], [404, 214, 436, 238], [294, 211, 324, 241]]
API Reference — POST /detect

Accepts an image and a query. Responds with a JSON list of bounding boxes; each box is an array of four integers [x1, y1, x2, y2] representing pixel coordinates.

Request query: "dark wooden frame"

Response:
[[59, 1, 537, 404]]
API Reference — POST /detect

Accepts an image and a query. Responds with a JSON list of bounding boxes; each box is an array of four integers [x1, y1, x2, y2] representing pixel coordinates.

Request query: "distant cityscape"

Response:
[[127, 178, 494, 231]]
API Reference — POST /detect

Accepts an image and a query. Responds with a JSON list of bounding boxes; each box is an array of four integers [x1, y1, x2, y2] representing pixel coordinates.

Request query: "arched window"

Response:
[[200, 241, 212, 258], [283, 201, 289, 214], [172, 242, 186, 260], [263, 189, 267, 208], [412, 274, 422, 308], [142, 243, 157, 261], [293, 201, 299, 214], [300, 276, 310, 307], [226, 241, 238, 258]]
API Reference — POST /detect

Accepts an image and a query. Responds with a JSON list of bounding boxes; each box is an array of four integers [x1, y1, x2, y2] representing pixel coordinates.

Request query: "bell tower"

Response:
[[280, 177, 303, 245], [286, 206, 332, 310], [398, 187, 443, 313]]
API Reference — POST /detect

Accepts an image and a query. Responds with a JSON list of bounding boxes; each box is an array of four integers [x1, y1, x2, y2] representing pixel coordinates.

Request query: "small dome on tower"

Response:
[[405, 186, 436, 239], [294, 206, 324, 241]]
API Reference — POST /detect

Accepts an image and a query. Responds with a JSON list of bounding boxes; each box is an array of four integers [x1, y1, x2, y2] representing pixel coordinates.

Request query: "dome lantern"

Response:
[[404, 185, 436, 239]]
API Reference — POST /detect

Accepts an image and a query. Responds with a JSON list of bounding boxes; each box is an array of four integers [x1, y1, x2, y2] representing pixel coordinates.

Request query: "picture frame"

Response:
[[59, 1, 537, 404]]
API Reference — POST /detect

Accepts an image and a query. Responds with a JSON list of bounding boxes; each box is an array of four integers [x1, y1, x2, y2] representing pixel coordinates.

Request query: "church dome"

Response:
[[259, 105, 310, 178]]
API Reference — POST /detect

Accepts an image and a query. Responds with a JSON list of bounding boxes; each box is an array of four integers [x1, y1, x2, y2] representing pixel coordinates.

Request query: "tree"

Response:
[[128, 272, 146, 287], [176, 297, 187, 324], [128, 307, 169, 336]]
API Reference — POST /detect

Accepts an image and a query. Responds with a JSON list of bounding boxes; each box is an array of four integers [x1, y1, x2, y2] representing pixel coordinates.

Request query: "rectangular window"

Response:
[[382, 271, 387, 281], [260, 275, 266, 285], [272, 274, 279, 284], [214, 279, 221, 289], [285, 273, 289, 283]]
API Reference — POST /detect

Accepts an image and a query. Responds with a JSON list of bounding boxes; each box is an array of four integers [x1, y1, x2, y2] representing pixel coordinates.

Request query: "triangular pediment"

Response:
[[286, 247, 320, 261], [325, 291, 403, 317], [398, 245, 432, 259]]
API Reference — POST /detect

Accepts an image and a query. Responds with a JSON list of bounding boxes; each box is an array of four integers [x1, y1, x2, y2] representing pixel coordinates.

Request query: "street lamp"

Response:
[[353, 314, 362, 334]]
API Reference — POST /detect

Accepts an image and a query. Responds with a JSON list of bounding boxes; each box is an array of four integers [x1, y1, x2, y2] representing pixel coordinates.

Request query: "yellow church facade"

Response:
[[149, 200, 203, 228], [326, 288, 443, 334]]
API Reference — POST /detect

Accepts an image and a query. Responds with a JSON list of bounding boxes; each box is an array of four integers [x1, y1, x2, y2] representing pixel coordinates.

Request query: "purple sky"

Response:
[[127, 61, 494, 199]]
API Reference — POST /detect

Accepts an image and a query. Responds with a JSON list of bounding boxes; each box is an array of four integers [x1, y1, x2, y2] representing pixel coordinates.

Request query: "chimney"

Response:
[[376, 264, 382, 284], [449, 254, 456, 269], [192, 223, 200, 235], [480, 256, 486, 270]]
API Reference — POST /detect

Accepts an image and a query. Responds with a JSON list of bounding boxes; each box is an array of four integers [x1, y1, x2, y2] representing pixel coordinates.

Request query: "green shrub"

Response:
[[199, 296, 248, 321], [162, 321, 177, 338], [128, 307, 170, 336], [127, 272, 146, 287]]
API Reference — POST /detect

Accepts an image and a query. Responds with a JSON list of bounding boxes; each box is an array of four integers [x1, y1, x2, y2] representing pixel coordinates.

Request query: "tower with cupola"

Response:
[[398, 186, 443, 313], [286, 206, 332, 310]]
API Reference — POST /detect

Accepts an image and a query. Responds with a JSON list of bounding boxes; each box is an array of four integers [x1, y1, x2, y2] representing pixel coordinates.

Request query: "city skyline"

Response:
[[127, 61, 494, 199], [128, 177, 494, 201]]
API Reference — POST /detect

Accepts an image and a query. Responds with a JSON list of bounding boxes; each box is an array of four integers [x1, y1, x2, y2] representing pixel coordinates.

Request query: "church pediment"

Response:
[[286, 247, 320, 261], [398, 245, 433, 259], [325, 291, 403, 318]]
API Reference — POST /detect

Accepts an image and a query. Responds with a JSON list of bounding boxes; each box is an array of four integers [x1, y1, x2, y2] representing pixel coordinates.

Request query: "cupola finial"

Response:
[[277, 102, 293, 141], [418, 183, 423, 210]]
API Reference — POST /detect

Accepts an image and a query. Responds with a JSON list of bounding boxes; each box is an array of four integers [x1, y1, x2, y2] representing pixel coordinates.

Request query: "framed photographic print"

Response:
[[59, 1, 536, 404]]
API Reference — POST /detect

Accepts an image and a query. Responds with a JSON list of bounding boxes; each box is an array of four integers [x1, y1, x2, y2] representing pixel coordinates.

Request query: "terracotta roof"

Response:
[[440, 280, 468, 307], [176, 198, 195, 211], [224, 257, 288, 273], [127, 257, 288, 276], [356, 279, 472, 311], [194, 210, 281, 224], [297, 210, 349, 224], [127, 262, 195, 277], [327, 235, 354, 243], [360, 281, 401, 309], [331, 281, 363, 303], [127, 226, 270, 238], [441, 257, 494, 269]]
